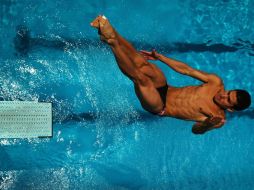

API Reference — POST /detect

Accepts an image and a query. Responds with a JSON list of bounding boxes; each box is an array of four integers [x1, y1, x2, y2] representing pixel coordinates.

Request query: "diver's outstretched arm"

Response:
[[140, 50, 222, 84]]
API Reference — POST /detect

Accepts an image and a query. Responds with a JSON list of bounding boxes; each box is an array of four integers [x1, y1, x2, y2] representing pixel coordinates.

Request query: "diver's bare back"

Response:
[[165, 81, 225, 122]]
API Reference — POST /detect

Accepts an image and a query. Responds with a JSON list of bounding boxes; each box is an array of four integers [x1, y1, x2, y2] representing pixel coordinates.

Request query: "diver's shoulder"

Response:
[[207, 74, 223, 85]]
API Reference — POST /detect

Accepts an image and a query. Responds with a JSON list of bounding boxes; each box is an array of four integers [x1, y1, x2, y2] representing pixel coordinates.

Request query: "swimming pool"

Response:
[[0, 0, 254, 189]]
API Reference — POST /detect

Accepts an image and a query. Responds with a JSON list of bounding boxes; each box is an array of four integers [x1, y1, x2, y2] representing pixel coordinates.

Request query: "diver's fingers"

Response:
[[140, 50, 152, 55]]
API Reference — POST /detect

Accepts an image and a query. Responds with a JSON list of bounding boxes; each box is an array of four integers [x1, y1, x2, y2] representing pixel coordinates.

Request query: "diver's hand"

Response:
[[139, 49, 159, 60], [192, 116, 225, 134], [204, 116, 224, 127], [199, 108, 225, 127]]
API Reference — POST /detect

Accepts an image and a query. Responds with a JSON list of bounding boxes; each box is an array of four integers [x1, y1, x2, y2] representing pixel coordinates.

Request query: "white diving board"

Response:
[[0, 101, 52, 138]]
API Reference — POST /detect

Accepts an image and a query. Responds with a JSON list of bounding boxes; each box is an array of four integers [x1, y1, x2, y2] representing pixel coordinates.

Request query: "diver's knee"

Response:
[[133, 72, 150, 86]]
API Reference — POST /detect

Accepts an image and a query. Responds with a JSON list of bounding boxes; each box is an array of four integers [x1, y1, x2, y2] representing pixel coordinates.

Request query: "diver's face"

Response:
[[213, 90, 237, 110]]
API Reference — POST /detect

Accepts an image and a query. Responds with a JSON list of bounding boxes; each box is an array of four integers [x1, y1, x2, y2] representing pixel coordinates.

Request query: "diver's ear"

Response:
[[227, 108, 234, 112]]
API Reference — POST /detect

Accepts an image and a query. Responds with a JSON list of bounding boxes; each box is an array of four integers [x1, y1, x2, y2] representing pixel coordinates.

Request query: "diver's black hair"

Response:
[[233, 89, 251, 111]]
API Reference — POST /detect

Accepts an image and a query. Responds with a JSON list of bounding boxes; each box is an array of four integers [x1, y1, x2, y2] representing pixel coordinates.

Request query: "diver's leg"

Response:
[[90, 15, 167, 87], [109, 39, 141, 82], [109, 39, 165, 113], [115, 33, 168, 88], [90, 16, 147, 64], [91, 16, 139, 80], [115, 33, 142, 61], [91, 15, 165, 113], [90, 15, 147, 64]]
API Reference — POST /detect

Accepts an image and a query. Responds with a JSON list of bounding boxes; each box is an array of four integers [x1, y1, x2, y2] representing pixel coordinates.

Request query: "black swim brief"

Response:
[[156, 84, 168, 116]]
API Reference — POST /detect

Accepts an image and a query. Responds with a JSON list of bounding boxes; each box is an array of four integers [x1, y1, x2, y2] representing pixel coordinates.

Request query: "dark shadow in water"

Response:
[[13, 25, 254, 56], [61, 110, 160, 125], [91, 162, 147, 190], [62, 112, 97, 123]]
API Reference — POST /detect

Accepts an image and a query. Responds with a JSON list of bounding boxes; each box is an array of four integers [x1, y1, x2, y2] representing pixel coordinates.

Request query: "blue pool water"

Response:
[[0, 0, 254, 189]]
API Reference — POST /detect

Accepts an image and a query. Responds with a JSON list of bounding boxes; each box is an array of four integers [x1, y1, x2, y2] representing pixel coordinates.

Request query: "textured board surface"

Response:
[[0, 101, 52, 138]]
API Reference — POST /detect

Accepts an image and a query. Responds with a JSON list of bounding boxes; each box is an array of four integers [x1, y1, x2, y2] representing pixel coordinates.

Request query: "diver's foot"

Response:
[[90, 15, 106, 29], [90, 15, 116, 45]]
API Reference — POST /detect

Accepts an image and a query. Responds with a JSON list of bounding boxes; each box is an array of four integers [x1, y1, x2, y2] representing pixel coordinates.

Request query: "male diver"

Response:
[[90, 15, 251, 134]]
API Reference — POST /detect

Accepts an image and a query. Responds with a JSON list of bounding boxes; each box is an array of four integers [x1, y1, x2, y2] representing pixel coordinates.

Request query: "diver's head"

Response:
[[213, 89, 251, 111]]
